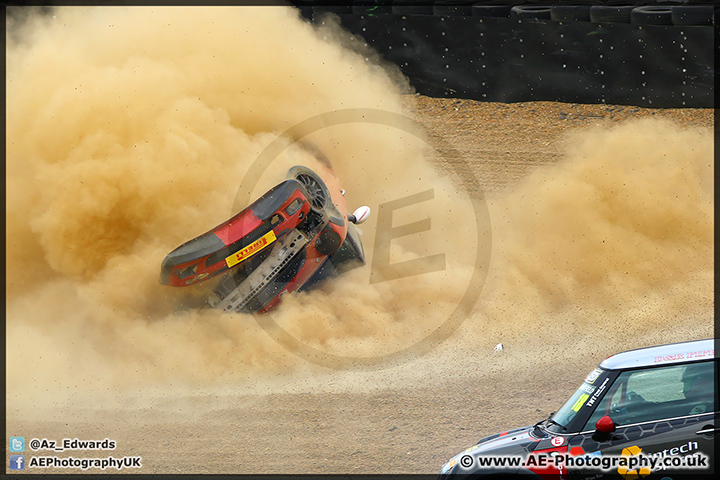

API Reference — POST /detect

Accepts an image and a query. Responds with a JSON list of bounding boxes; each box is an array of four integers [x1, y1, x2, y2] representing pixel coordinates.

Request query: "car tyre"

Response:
[[391, 0, 433, 15], [433, 1, 473, 17], [631, 6, 673, 26], [288, 165, 331, 212], [672, 6, 714, 26], [511, 5, 552, 20], [551, 5, 591, 23], [590, 5, 634, 24], [471, 3, 513, 18]]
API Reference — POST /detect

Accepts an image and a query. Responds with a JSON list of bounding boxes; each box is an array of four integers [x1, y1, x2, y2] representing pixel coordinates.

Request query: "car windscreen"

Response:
[[549, 368, 614, 433], [582, 360, 717, 430]]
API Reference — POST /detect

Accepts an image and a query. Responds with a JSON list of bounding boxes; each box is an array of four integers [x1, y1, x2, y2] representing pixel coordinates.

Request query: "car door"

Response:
[[566, 359, 716, 479]]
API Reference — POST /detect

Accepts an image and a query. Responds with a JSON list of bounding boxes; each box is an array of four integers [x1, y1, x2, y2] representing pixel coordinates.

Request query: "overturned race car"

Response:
[[159, 163, 370, 314]]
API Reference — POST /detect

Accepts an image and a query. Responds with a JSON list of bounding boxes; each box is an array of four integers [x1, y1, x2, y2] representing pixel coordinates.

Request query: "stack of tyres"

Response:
[[293, 1, 714, 26], [471, 2, 514, 18], [670, 5, 714, 26], [588, 4, 714, 26], [392, 0, 433, 15], [550, 5, 591, 22], [510, 5, 552, 20], [433, 0, 474, 16]]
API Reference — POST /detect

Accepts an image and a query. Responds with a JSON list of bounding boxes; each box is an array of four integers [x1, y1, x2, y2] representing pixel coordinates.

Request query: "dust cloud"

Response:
[[466, 118, 714, 358], [6, 7, 713, 420], [6, 5, 477, 415]]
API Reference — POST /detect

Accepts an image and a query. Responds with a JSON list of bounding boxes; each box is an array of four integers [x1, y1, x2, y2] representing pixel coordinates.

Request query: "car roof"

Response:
[[599, 338, 716, 371]]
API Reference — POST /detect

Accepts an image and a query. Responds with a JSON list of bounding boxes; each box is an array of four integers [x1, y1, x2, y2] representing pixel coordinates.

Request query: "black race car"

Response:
[[441, 338, 716, 479]]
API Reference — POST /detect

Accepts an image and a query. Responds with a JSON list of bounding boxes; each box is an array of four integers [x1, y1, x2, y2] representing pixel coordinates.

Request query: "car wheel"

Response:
[[315, 225, 342, 256], [288, 166, 330, 211]]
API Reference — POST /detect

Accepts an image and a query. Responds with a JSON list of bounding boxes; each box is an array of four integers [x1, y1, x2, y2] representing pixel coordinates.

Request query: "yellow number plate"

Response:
[[225, 230, 277, 268]]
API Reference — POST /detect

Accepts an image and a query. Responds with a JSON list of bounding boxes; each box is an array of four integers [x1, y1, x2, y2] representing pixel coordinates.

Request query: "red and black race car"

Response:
[[159, 162, 370, 313]]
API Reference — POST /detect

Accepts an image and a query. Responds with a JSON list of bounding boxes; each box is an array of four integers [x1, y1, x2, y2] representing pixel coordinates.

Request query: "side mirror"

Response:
[[349, 206, 371, 225], [595, 415, 616, 434]]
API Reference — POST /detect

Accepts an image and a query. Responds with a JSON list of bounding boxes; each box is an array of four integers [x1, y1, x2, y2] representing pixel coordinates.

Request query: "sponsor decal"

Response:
[[579, 383, 597, 394], [618, 445, 651, 480], [551, 437, 565, 447], [648, 440, 699, 459], [654, 349, 714, 363], [585, 369, 602, 384], [225, 230, 277, 268], [585, 377, 610, 408], [573, 394, 590, 412]]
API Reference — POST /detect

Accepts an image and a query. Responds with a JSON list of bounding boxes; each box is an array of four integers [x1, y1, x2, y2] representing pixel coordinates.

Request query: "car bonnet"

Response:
[[468, 425, 537, 454], [441, 425, 539, 474]]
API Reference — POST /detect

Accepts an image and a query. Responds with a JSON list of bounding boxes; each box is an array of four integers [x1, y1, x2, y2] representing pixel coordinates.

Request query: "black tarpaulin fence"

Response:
[[293, 1, 714, 107]]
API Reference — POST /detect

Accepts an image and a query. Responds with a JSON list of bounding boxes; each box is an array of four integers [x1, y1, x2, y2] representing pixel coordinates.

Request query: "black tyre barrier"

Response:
[[353, 1, 392, 16], [392, 1, 434, 15], [510, 5, 552, 20], [433, 1, 473, 17], [308, 2, 713, 107], [293, 0, 314, 20], [671, 6, 714, 26], [471, 2, 513, 18], [313, 4, 353, 15], [589, 5, 635, 24], [631, 6, 673, 26], [551, 5, 591, 23]]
